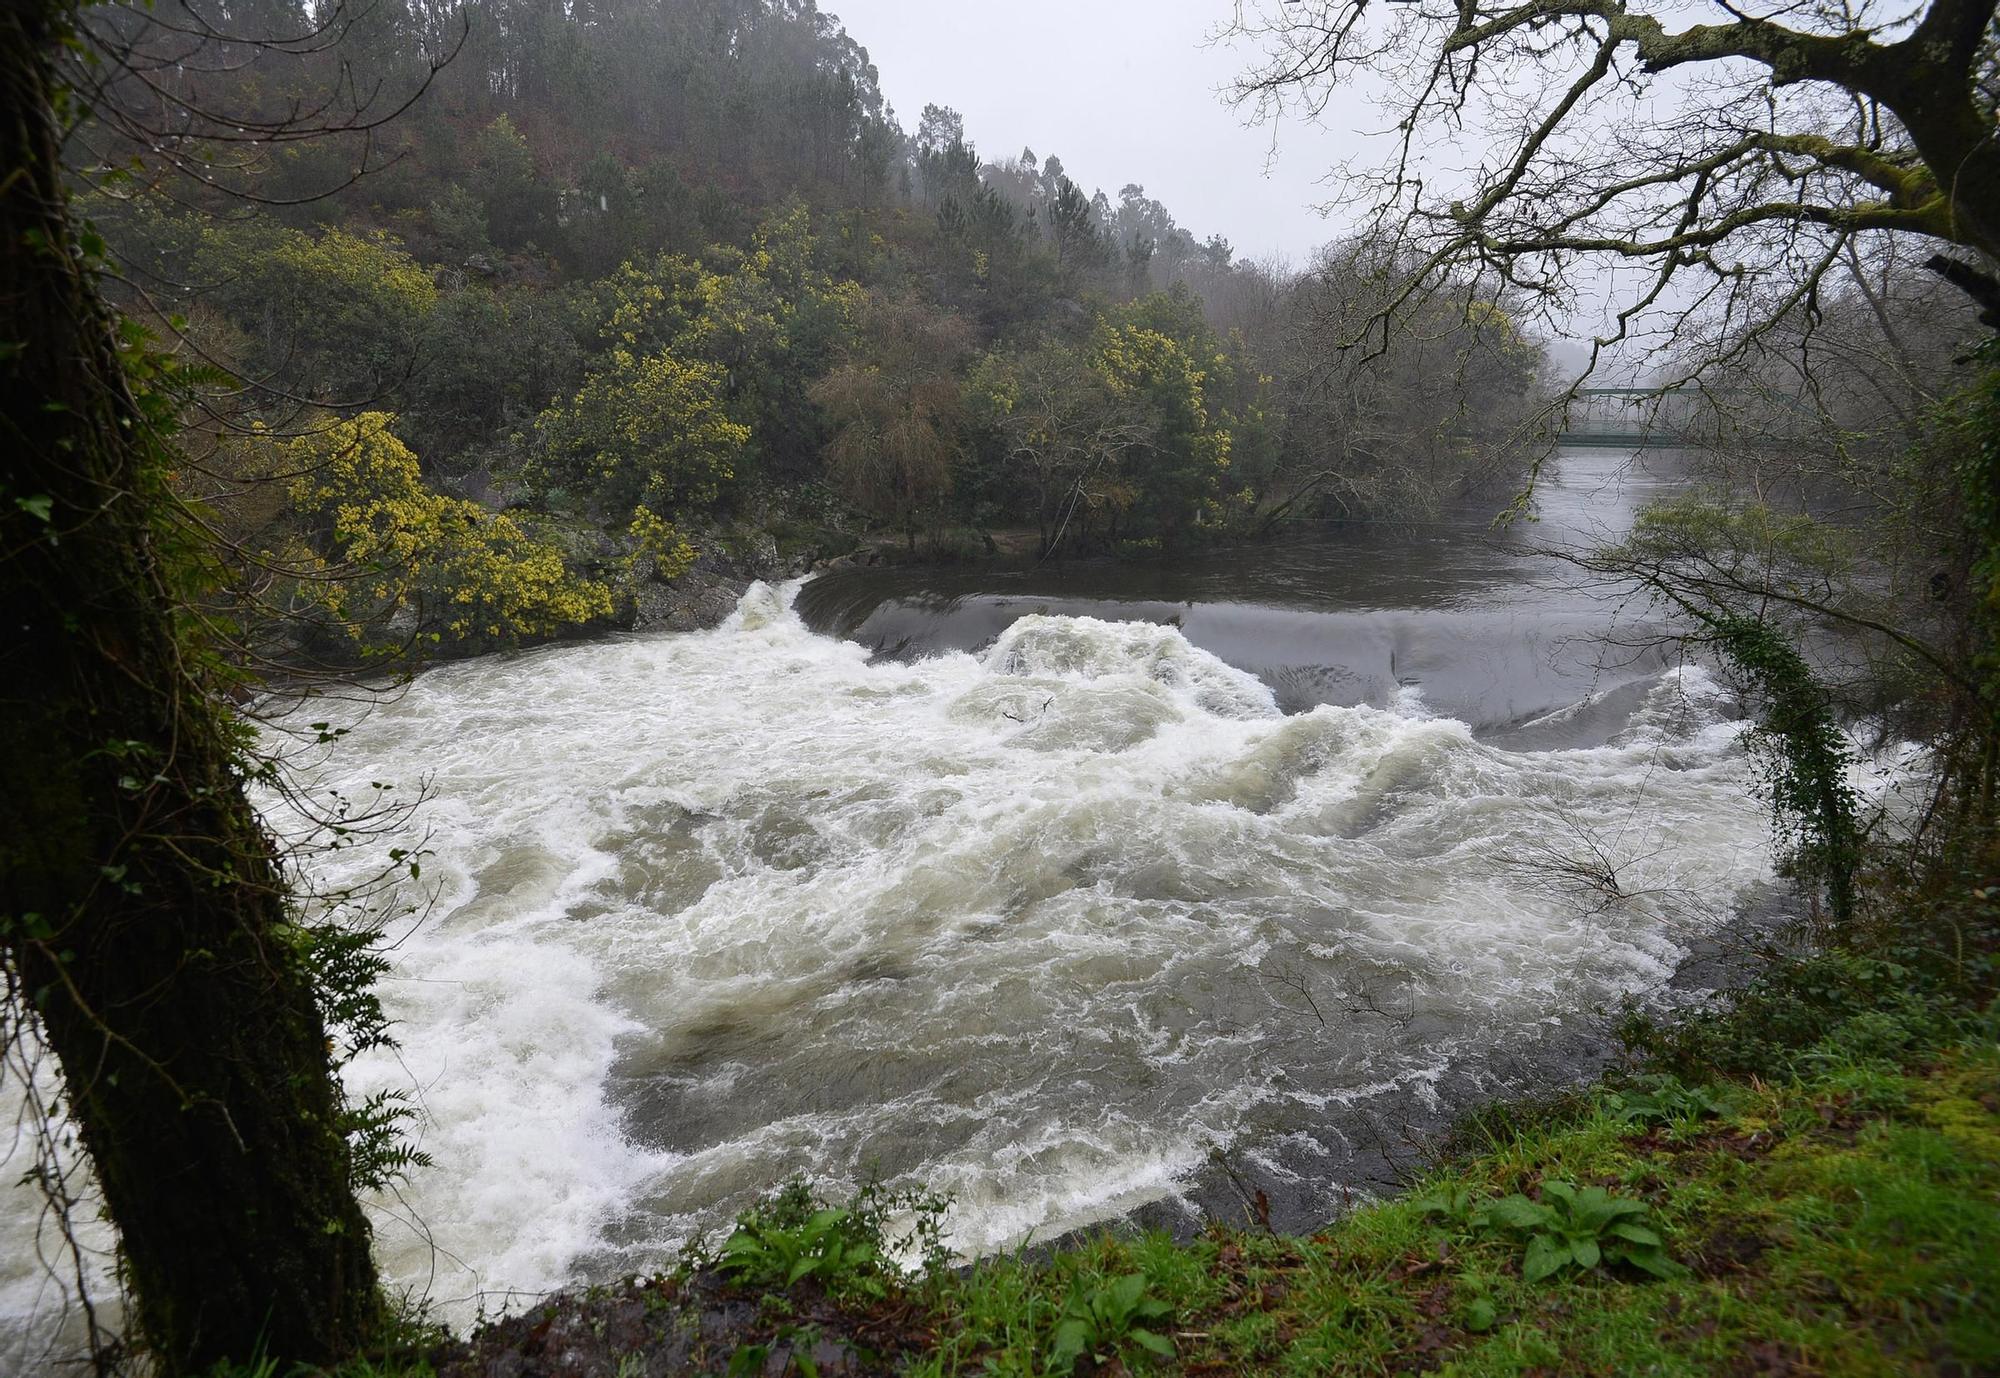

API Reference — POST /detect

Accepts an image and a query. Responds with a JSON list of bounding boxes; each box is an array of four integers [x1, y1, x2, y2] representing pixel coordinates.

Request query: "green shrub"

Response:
[[707, 1178, 950, 1303], [720, 1203, 884, 1297], [1604, 1073, 1734, 1127], [1622, 949, 1973, 1080], [1420, 1181, 1681, 1282], [1046, 1273, 1174, 1373]]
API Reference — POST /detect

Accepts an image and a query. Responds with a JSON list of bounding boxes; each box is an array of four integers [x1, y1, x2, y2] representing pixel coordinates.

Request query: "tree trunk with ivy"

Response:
[[0, 0, 380, 1370]]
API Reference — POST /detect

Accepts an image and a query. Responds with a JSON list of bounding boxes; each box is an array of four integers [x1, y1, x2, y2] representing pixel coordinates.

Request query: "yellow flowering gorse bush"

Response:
[[625, 504, 698, 582], [288, 413, 612, 645]]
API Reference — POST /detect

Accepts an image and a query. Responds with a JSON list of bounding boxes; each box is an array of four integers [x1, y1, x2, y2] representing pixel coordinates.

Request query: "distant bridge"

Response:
[[1555, 387, 1707, 449]]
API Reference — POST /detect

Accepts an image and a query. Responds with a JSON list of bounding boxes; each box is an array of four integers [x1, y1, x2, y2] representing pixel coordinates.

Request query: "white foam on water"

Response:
[[1, 580, 1786, 1349], [0, 1061, 117, 1375]]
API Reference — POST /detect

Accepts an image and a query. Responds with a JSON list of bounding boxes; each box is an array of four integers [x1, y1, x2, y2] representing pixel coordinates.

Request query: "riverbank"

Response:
[[290, 876, 2000, 1378]]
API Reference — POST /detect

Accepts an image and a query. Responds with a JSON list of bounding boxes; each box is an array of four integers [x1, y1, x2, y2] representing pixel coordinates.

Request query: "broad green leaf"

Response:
[[1523, 1233, 1571, 1282], [1485, 1196, 1552, 1230], [1624, 1247, 1685, 1279], [1609, 1222, 1662, 1247], [1049, 1318, 1090, 1367]]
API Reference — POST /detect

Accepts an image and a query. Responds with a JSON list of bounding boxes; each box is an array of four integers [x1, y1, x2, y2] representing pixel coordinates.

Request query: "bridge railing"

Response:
[[1555, 387, 1716, 448]]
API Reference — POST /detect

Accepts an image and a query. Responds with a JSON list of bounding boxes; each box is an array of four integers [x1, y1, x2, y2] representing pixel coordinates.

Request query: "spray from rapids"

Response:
[[269, 579, 1768, 1318]]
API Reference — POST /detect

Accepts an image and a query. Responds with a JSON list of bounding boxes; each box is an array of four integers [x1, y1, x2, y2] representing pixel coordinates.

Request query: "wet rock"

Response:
[[813, 546, 885, 572], [622, 520, 831, 634], [743, 530, 780, 567], [630, 569, 751, 633], [433, 1271, 927, 1378]]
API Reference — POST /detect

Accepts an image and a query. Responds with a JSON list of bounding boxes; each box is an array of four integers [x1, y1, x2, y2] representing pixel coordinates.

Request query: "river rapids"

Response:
[[314, 578, 1766, 1319], [4, 454, 1796, 1355]]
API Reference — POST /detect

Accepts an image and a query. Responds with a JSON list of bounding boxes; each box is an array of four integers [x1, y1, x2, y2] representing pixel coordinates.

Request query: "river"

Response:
[[1, 447, 1785, 1351]]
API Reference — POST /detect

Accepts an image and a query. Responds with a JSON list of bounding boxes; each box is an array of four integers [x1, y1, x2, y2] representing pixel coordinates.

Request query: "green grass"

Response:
[[229, 1035, 2000, 1378], [904, 1037, 2000, 1377]]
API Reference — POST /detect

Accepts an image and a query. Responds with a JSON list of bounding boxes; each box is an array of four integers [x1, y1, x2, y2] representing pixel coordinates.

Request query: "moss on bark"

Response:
[[0, 1, 381, 1369]]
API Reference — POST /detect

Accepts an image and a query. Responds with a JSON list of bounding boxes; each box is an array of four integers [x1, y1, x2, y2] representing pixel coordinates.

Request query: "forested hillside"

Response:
[[75, 0, 1549, 660]]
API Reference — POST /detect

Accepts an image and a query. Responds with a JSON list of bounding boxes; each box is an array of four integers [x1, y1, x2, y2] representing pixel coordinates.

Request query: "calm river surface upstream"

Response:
[[2, 447, 1786, 1348]]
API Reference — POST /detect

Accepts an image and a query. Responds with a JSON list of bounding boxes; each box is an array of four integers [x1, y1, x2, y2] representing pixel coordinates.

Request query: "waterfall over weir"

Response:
[[277, 577, 1769, 1322]]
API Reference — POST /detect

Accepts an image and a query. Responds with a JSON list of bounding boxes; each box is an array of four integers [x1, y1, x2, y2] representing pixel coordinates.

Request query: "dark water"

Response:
[[798, 449, 1690, 746]]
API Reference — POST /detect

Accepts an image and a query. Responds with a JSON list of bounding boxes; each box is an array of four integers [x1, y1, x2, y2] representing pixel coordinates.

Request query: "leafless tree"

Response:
[[1262, 236, 1553, 522], [1224, 0, 2000, 367]]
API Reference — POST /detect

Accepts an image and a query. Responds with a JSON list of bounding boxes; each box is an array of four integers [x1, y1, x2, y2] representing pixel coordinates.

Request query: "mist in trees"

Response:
[[59, 0, 1558, 663]]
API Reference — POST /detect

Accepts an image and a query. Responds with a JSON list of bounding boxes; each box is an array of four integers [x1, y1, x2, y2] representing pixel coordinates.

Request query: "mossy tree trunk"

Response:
[[0, 1, 381, 1370]]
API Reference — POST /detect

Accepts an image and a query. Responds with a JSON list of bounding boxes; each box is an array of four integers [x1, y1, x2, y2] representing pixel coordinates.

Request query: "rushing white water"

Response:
[[0, 449, 1885, 1370], [0, 589, 1776, 1357], [256, 579, 1772, 1321]]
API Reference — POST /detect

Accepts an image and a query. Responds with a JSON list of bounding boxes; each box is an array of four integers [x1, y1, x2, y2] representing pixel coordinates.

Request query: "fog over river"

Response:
[[3, 449, 1790, 1345]]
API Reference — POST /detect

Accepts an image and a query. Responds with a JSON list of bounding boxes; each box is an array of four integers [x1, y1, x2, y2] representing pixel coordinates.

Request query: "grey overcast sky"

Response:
[[824, 0, 1376, 265]]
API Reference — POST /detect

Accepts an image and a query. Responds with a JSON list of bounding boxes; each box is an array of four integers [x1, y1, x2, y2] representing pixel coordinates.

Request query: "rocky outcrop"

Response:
[[626, 536, 818, 634], [629, 566, 754, 633]]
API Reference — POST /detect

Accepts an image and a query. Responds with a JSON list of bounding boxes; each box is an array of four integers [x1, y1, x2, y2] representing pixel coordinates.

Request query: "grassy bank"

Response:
[[923, 1036, 2000, 1376], [255, 887, 2000, 1378]]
